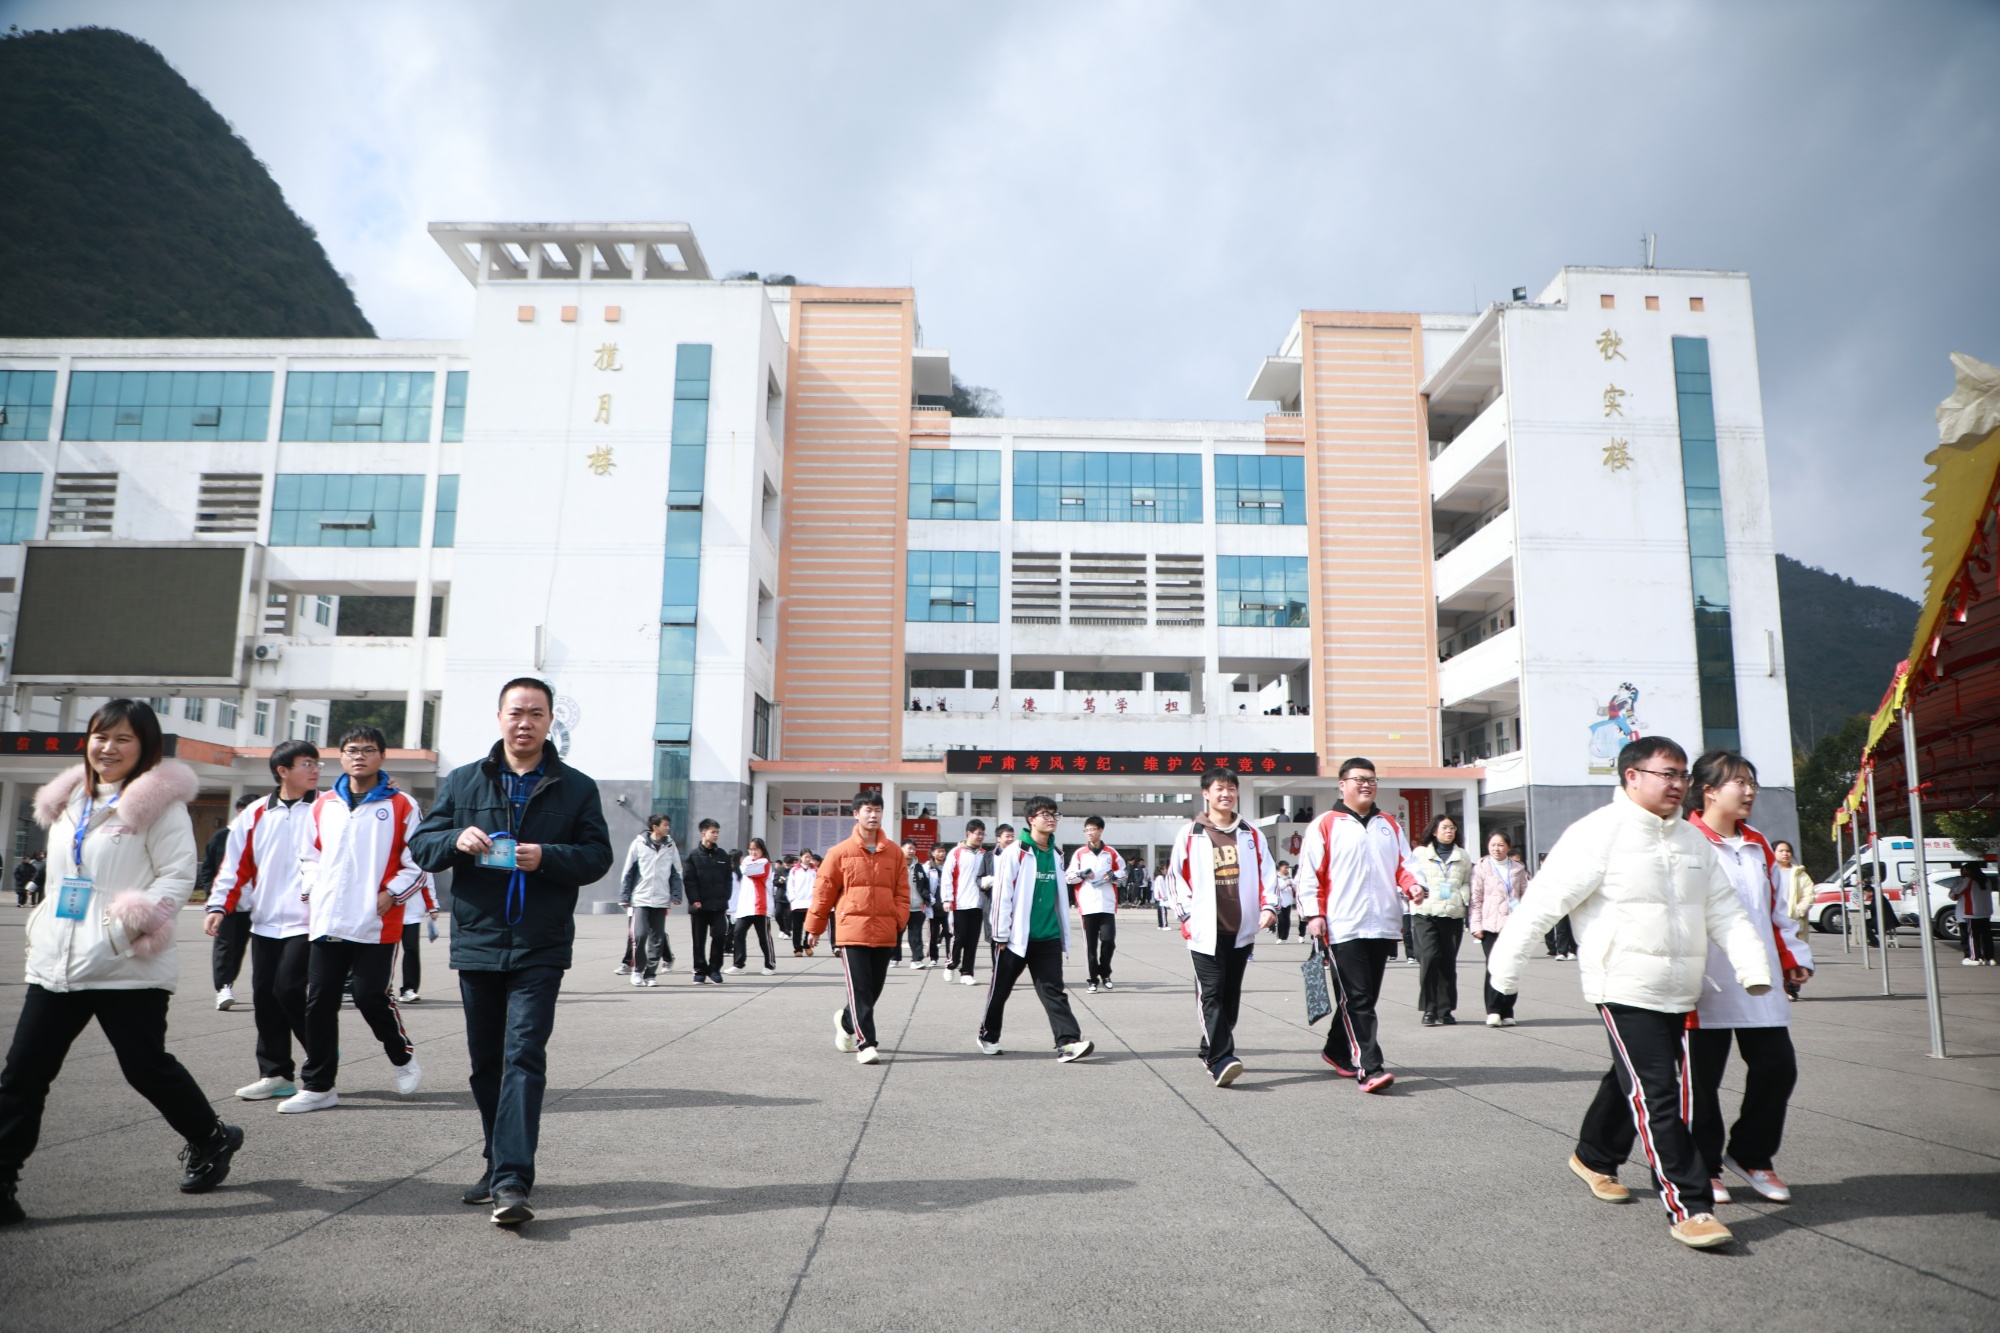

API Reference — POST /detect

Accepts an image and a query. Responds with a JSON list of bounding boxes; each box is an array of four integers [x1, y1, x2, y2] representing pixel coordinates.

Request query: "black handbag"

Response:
[[1302, 942, 1332, 1026]]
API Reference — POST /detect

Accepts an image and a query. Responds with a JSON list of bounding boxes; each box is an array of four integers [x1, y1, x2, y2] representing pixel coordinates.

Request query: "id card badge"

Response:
[[477, 834, 517, 870], [55, 876, 93, 920]]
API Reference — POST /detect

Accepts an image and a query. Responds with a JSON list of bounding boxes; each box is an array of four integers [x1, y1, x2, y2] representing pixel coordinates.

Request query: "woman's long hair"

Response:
[[1420, 813, 1461, 851], [83, 698, 165, 790]]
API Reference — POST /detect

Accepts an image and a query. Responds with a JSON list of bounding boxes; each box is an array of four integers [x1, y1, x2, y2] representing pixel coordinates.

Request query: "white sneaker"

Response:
[[960, 974, 976, 986], [215, 986, 235, 1011], [393, 1058, 423, 1097], [1101, 980, 1115, 991], [856, 1046, 881, 1065], [399, 989, 420, 1003], [631, 973, 647, 986], [277, 1087, 339, 1114], [1486, 1014, 1503, 1028], [833, 1009, 856, 1053], [1710, 1177, 1733, 1205], [614, 965, 632, 976], [1086, 981, 1099, 994], [661, 961, 676, 972], [760, 967, 776, 975], [1964, 958, 1981, 966], [235, 1075, 296, 1100], [1057, 1040, 1094, 1063], [641, 976, 658, 987], [723, 965, 744, 975], [977, 1038, 1003, 1055]]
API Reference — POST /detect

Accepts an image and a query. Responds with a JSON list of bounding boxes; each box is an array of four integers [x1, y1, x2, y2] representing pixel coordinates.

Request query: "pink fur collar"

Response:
[[34, 760, 199, 831]]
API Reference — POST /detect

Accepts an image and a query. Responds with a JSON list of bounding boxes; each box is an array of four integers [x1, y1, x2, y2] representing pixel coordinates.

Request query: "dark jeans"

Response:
[[689, 909, 727, 978], [1323, 937, 1395, 1076], [460, 965, 562, 1194], [930, 906, 950, 959], [1081, 911, 1117, 983], [1689, 1025, 1797, 1175], [1577, 1003, 1713, 1222], [250, 932, 310, 1080], [979, 937, 1081, 1049], [901, 913, 926, 964], [400, 921, 423, 993], [1192, 940, 1253, 1073], [1410, 915, 1463, 1017], [791, 908, 810, 953], [301, 939, 413, 1092], [951, 909, 985, 977], [632, 906, 668, 978], [732, 915, 775, 970], [1273, 906, 1293, 940], [837, 945, 894, 1050], [211, 909, 251, 990], [0, 985, 220, 1174], [1478, 932, 1515, 1020], [1545, 916, 1577, 956]]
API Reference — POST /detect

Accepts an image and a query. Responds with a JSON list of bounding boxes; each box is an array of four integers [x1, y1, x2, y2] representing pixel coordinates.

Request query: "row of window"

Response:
[[908, 449, 1307, 526], [143, 696, 314, 742], [905, 552, 1308, 626], [0, 471, 459, 547], [0, 369, 469, 443]]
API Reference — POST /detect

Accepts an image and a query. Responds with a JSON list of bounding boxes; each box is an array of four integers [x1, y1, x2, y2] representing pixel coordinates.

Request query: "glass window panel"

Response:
[[432, 474, 458, 548], [443, 370, 468, 441], [269, 473, 426, 546]]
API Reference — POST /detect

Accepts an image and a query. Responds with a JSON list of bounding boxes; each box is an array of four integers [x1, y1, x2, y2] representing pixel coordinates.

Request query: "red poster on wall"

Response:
[[902, 817, 939, 855], [1399, 788, 1433, 837]]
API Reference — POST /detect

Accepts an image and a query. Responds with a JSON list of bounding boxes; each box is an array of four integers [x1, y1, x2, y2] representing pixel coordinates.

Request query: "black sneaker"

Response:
[[178, 1123, 244, 1194], [462, 1172, 493, 1205], [1421, 1013, 1440, 1027], [1439, 1013, 1457, 1026], [491, 1184, 534, 1226], [0, 1181, 23, 1226]]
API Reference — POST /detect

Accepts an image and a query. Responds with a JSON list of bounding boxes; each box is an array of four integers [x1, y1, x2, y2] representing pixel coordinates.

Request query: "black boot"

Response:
[[0, 1173, 23, 1226], [178, 1122, 244, 1194]]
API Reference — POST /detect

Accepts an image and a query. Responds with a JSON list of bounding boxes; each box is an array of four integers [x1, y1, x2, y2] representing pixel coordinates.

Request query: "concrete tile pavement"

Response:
[[0, 908, 1995, 1331]]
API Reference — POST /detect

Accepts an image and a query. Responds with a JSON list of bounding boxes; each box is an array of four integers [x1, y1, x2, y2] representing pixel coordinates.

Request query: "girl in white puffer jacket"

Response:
[[0, 701, 242, 1227]]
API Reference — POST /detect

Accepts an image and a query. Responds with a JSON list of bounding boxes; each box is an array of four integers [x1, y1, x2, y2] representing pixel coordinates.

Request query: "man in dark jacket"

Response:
[[682, 820, 734, 983], [411, 677, 612, 1226]]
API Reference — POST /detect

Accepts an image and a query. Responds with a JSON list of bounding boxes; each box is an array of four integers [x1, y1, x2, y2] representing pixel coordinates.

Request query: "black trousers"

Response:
[[631, 906, 669, 978], [1274, 906, 1293, 940], [791, 907, 811, 953], [250, 932, 310, 1080], [1689, 1025, 1797, 1175], [1192, 940, 1253, 1073], [1966, 918, 1995, 961], [1478, 932, 1515, 1019], [400, 921, 423, 993], [301, 939, 414, 1092], [732, 915, 775, 969], [0, 985, 220, 1173], [979, 937, 1081, 1049], [837, 945, 895, 1050], [460, 965, 561, 1193], [951, 909, 985, 976], [930, 907, 949, 958], [1081, 911, 1117, 983], [1157, 902, 1171, 928], [1324, 938, 1395, 1076], [901, 913, 926, 964], [1545, 916, 1577, 956], [1576, 1003, 1714, 1222], [1410, 915, 1464, 1017], [211, 909, 251, 991], [689, 909, 727, 978]]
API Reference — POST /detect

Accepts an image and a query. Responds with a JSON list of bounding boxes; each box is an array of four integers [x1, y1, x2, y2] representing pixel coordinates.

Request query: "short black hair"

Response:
[[698, 818, 720, 832], [1083, 815, 1105, 829], [851, 790, 884, 810], [235, 792, 260, 810], [963, 818, 986, 833], [995, 823, 1015, 835], [1200, 766, 1239, 791], [1023, 795, 1059, 819], [1617, 736, 1687, 786], [335, 724, 388, 753], [269, 739, 319, 779], [1337, 757, 1376, 780], [83, 699, 165, 788], [647, 813, 671, 830], [498, 677, 555, 710]]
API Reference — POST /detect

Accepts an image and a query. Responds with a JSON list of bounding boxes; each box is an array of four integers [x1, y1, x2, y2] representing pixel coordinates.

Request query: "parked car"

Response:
[[1806, 839, 1994, 938]]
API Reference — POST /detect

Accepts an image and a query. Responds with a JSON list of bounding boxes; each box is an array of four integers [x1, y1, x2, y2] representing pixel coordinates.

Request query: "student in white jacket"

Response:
[[940, 821, 993, 983], [1488, 735, 1772, 1251], [1165, 767, 1277, 1087], [1684, 750, 1813, 1206], [1, 700, 242, 1226], [1067, 816, 1124, 993], [979, 796, 1094, 1062]]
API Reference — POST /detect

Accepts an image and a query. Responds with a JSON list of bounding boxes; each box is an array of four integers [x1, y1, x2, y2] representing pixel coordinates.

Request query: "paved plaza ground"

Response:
[[0, 907, 1995, 1332]]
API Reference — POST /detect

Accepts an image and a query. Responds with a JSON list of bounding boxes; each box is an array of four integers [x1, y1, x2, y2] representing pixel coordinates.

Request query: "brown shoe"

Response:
[[1569, 1153, 1630, 1203], [1669, 1213, 1733, 1248]]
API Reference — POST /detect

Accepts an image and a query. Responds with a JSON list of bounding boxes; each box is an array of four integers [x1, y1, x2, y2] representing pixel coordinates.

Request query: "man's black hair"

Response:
[[235, 792, 260, 810], [851, 790, 884, 810], [1083, 814, 1105, 829], [995, 823, 1015, 835], [269, 739, 319, 779], [1617, 736, 1688, 786], [1023, 795, 1059, 819], [647, 813, 671, 830], [1200, 766, 1239, 791], [698, 817, 721, 832], [335, 724, 388, 753], [1337, 756, 1376, 780], [498, 677, 555, 709], [963, 818, 986, 834]]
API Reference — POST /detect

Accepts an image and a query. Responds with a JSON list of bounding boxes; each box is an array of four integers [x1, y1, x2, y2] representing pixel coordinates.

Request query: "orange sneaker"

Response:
[[1569, 1153, 1630, 1203], [1670, 1213, 1734, 1248]]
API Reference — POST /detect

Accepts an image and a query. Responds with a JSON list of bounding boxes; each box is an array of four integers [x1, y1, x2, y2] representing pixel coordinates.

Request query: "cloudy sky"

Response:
[[13, 0, 1998, 595]]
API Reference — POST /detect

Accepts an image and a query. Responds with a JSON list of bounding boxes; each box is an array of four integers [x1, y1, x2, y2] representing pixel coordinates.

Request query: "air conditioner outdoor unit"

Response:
[[252, 642, 284, 663]]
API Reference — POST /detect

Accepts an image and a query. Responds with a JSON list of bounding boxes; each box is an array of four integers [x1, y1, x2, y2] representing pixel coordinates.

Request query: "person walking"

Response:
[[803, 792, 908, 1065], [411, 677, 613, 1226], [927, 844, 951, 963], [683, 820, 734, 984], [1, 700, 242, 1226], [1467, 831, 1526, 1027], [788, 852, 818, 955], [1683, 750, 1814, 1207], [1153, 865, 1172, 929], [200, 795, 258, 1011], [727, 838, 778, 974], [1164, 768, 1276, 1087], [13, 851, 45, 908], [941, 821, 992, 984], [1299, 757, 1425, 1093], [1773, 840, 1816, 996], [898, 840, 931, 969], [1271, 862, 1297, 941], [204, 740, 323, 1099], [1409, 815, 1473, 1026], [1068, 815, 1124, 993], [279, 726, 427, 1115], [622, 814, 681, 985], [979, 796, 1095, 1063], [1951, 862, 1994, 965], [1486, 736, 1773, 1250]]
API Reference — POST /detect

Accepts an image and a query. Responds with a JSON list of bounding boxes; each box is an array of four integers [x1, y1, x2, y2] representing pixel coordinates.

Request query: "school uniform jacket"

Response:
[[1068, 843, 1125, 916], [1164, 818, 1277, 956], [1298, 805, 1421, 943], [207, 792, 316, 939], [1688, 815, 1812, 1030], [941, 843, 991, 912], [787, 866, 815, 912], [990, 840, 1072, 958], [730, 856, 774, 916], [299, 777, 425, 945]]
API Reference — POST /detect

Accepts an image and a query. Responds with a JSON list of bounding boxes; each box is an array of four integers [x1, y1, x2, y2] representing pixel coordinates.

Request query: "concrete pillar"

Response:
[[0, 780, 14, 862], [751, 774, 770, 843], [881, 779, 899, 843], [1459, 781, 1481, 856], [996, 777, 1015, 829]]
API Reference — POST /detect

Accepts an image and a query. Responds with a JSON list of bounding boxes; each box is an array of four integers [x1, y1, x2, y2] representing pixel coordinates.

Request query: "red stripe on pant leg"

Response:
[[1600, 1006, 1688, 1223], [1327, 947, 1363, 1070]]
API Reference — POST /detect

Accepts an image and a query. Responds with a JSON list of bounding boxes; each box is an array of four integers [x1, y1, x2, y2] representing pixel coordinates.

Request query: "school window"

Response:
[[0, 371, 57, 441], [218, 699, 239, 730], [441, 370, 469, 442], [314, 594, 334, 626], [908, 449, 1001, 520], [183, 697, 205, 723], [63, 371, 272, 441], [752, 695, 772, 759], [1012, 451, 1202, 523], [432, 474, 459, 547], [1214, 454, 1305, 525], [668, 345, 711, 506], [1217, 555, 1310, 627], [281, 371, 435, 442], [905, 550, 1000, 622], [147, 697, 170, 714], [0, 473, 43, 543], [304, 714, 323, 745], [1674, 336, 1740, 751], [253, 700, 271, 737], [652, 741, 690, 832], [269, 474, 426, 546]]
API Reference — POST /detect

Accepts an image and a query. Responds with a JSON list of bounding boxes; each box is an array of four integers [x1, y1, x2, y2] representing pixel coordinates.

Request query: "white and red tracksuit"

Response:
[[729, 856, 774, 917], [1069, 841, 1125, 985], [1165, 816, 1276, 1075], [1299, 803, 1422, 1078], [210, 794, 315, 939], [299, 781, 425, 944], [942, 842, 991, 977]]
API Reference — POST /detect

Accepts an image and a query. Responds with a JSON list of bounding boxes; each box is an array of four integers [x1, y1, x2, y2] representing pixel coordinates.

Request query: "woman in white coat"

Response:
[[0, 700, 243, 1226], [1684, 750, 1813, 1205]]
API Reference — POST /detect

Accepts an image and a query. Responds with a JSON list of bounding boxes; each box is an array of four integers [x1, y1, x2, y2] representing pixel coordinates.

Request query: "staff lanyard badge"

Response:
[[59, 792, 117, 921]]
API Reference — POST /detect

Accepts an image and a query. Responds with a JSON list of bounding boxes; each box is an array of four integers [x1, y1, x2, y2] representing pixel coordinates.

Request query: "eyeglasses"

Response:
[[1343, 776, 1379, 787], [341, 746, 382, 758], [1633, 768, 1690, 783]]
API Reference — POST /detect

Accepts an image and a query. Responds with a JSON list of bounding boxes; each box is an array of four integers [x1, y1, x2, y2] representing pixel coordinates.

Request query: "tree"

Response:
[[1793, 714, 1874, 879], [920, 374, 1002, 418]]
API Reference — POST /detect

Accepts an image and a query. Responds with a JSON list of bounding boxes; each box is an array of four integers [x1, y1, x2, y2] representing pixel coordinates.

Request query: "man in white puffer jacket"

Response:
[[1488, 735, 1772, 1251]]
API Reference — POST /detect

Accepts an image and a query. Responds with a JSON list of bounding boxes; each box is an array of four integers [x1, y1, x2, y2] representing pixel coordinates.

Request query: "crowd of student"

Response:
[[0, 682, 1968, 1252]]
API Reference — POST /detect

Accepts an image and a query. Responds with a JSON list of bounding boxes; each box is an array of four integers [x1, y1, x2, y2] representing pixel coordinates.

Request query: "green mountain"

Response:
[[0, 27, 372, 338], [1777, 554, 1920, 752]]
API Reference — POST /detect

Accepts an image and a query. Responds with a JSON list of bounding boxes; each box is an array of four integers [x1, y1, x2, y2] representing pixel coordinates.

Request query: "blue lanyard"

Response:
[[506, 863, 527, 926], [74, 791, 118, 871]]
